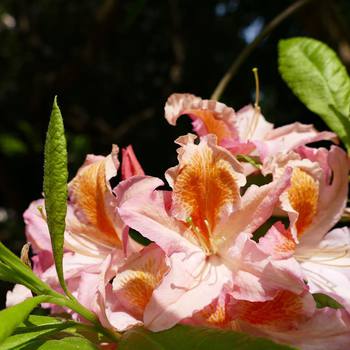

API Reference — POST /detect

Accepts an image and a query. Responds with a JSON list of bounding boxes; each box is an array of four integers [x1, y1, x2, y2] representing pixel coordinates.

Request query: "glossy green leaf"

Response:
[[0, 296, 52, 345], [278, 37, 350, 152], [0, 243, 59, 297], [119, 325, 296, 350], [43, 97, 69, 295]]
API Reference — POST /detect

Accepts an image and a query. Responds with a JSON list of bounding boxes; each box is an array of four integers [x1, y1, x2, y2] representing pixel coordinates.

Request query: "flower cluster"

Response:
[[7, 94, 350, 349]]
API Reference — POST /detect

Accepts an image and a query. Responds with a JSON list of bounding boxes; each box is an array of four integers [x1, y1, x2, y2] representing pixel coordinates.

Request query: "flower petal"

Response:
[[113, 244, 168, 319], [68, 146, 123, 247], [166, 134, 245, 251], [164, 94, 237, 143], [144, 251, 232, 331], [121, 145, 145, 180]]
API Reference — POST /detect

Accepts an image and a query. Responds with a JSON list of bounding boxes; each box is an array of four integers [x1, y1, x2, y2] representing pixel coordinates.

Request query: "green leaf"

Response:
[[0, 296, 52, 345], [43, 97, 69, 295], [278, 37, 350, 152], [0, 243, 59, 297], [0, 321, 72, 350], [313, 293, 343, 309], [119, 325, 296, 350], [8, 336, 100, 350]]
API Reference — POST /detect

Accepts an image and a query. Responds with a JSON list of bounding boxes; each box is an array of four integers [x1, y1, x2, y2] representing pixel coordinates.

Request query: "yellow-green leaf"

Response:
[[43, 97, 69, 295], [278, 37, 350, 152]]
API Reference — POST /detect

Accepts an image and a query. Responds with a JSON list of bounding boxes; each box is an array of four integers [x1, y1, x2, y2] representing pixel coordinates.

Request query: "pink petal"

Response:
[[259, 222, 296, 259], [235, 104, 273, 142], [121, 145, 145, 180], [23, 199, 52, 253], [258, 122, 337, 161], [218, 167, 292, 248], [144, 251, 232, 331], [164, 93, 238, 143], [117, 176, 198, 255], [6, 284, 33, 307]]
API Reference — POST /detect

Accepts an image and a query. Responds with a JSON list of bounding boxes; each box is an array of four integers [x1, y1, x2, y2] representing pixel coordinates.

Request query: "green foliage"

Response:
[[43, 97, 69, 295], [0, 243, 59, 297], [313, 293, 343, 309], [0, 134, 27, 156], [119, 325, 295, 350], [8, 336, 99, 350], [0, 314, 105, 350], [278, 37, 350, 152], [0, 296, 52, 345]]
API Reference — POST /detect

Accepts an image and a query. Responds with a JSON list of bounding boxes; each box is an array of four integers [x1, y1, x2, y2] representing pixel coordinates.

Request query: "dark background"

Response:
[[1, 0, 350, 306]]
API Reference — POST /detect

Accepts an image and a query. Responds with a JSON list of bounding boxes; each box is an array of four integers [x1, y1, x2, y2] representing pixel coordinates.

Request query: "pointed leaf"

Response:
[[43, 97, 69, 295], [0, 321, 73, 350], [278, 37, 350, 151], [119, 325, 296, 350], [0, 296, 52, 344], [0, 243, 59, 297], [15, 337, 99, 350]]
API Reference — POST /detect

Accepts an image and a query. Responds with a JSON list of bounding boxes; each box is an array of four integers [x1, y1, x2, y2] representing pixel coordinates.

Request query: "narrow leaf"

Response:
[[0, 322, 72, 350], [15, 337, 99, 350], [43, 97, 69, 295], [0, 243, 59, 297], [278, 37, 350, 151], [119, 325, 296, 350], [0, 296, 51, 344]]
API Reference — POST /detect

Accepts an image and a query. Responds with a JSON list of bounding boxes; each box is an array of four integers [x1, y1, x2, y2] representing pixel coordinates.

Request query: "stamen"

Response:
[[186, 216, 212, 254], [297, 249, 350, 267], [246, 67, 261, 140]]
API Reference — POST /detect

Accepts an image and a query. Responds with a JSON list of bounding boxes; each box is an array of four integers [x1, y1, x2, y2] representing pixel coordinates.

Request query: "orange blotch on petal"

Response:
[[113, 247, 168, 319], [234, 291, 309, 331], [69, 159, 121, 247], [173, 144, 240, 250], [189, 109, 232, 143], [193, 298, 231, 328], [288, 168, 319, 236]]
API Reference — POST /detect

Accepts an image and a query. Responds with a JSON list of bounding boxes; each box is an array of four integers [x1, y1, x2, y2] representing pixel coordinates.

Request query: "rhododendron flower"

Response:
[[259, 145, 350, 310], [6, 145, 144, 315], [187, 287, 350, 350], [95, 243, 169, 331], [165, 93, 337, 168], [231, 291, 350, 350], [118, 134, 307, 331]]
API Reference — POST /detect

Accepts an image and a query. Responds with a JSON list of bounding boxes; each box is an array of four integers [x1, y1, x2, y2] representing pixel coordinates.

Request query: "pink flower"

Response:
[[7, 145, 144, 317], [187, 287, 350, 350], [118, 134, 306, 331], [165, 94, 337, 170], [260, 146, 350, 311]]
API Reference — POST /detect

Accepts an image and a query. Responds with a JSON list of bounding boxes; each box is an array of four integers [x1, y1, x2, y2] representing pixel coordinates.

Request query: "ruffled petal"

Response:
[[165, 93, 238, 143]]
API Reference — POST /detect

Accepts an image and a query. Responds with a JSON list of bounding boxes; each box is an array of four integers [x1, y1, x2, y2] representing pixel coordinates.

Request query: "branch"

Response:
[[211, 0, 316, 100]]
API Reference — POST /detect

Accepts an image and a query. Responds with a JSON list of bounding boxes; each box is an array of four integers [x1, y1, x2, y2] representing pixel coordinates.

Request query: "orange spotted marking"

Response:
[[288, 168, 319, 237], [173, 144, 240, 251], [235, 291, 306, 331]]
